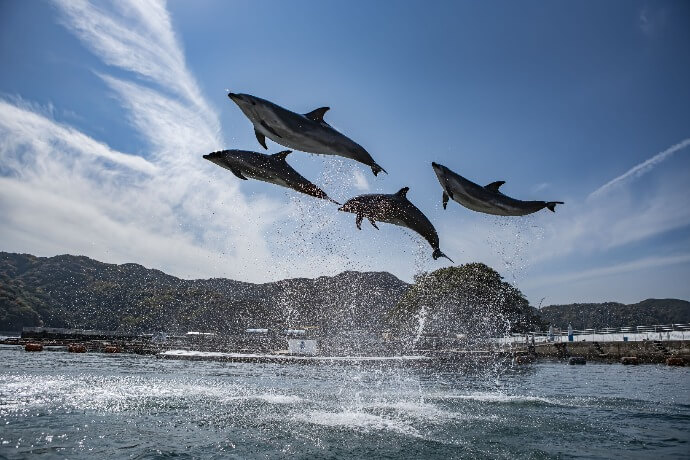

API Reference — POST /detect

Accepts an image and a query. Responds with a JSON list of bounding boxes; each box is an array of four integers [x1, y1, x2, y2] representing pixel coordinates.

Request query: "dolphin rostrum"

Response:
[[432, 162, 563, 216], [203, 149, 339, 204], [227, 92, 387, 176], [338, 187, 453, 262]]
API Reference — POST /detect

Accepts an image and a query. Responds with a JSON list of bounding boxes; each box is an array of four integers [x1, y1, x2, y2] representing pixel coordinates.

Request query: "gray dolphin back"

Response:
[[339, 187, 453, 262], [228, 92, 386, 176], [432, 162, 563, 216], [204, 149, 339, 205]]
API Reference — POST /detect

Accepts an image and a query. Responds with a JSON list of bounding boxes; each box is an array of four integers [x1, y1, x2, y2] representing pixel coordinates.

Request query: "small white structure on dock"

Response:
[[186, 331, 215, 337], [285, 329, 306, 335], [288, 339, 317, 355]]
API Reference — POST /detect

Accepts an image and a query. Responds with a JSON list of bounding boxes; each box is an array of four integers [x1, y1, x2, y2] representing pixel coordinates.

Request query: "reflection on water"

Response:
[[1, 346, 688, 459]]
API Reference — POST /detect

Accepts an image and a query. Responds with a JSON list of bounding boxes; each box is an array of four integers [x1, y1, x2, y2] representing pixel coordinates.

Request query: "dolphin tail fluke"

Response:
[[545, 201, 564, 212], [371, 163, 387, 176], [433, 249, 454, 263]]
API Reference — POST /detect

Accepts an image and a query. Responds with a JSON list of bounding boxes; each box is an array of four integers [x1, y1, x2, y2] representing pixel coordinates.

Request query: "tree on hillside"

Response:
[[389, 263, 544, 341]]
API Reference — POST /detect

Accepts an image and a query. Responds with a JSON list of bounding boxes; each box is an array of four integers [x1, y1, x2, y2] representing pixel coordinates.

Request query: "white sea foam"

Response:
[[159, 349, 429, 362], [362, 399, 500, 425], [436, 391, 561, 406], [255, 394, 303, 404], [0, 373, 263, 413], [298, 410, 421, 437], [382, 401, 462, 420], [225, 393, 303, 405]]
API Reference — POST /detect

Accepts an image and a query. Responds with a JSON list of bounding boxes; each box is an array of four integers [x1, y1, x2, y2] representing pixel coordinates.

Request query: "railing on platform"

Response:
[[496, 323, 690, 344]]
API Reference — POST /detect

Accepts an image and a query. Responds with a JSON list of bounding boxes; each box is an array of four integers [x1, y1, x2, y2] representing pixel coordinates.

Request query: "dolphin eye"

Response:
[[250, 100, 256, 106]]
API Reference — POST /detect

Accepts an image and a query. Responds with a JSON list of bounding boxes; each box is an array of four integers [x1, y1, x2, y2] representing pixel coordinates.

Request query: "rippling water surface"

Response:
[[1, 346, 688, 459]]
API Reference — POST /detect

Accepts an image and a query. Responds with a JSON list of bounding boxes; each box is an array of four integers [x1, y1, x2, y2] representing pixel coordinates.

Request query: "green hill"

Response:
[[391, 263, 545, 337], [0, 252, 407, 333], [539, 299, 690, 329]]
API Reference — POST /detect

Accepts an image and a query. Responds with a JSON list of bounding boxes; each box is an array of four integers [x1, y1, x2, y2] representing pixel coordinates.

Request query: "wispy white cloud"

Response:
[[639, 8, 651, 35], [0, 99, 156, 175], [351, 169, 370, 192], [536, 172, 690, 262], [528, 253, 690, 288], [588, 138, 690, 199], [0, 96, 285, 279], [98, 73, 218, 165], [531, 182, 550, 194], [52, 0, 214, 117], [638, 6, 668, 37]]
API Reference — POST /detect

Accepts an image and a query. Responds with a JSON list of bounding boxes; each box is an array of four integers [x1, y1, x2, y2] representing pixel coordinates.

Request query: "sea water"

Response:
[[0, 346, 688, 459]]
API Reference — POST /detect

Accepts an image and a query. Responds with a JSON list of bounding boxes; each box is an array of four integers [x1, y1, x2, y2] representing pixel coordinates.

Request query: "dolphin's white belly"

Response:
[[445, 178, 505, 215], [232, 158, 290, 189], [378, 216, 409, 228], [246, 171, 293, 191], [452, 188, 538, 216], [489, 201, 543, 216], [456, 194, 502, 214]]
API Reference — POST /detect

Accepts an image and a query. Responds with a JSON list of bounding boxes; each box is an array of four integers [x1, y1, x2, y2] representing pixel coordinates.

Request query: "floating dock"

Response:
[[157, 349, 430, 364]]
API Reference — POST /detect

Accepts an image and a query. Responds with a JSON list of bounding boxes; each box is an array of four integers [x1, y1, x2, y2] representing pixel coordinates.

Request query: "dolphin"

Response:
[[338, 187, 453, 262], [227, 92, 387, 176], [203, 149, 339, 204], [431, 162, 563, 216]]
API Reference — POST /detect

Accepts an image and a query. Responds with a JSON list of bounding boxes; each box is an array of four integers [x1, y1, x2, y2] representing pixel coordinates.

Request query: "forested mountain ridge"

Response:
[[2, 252, 686, 333], [0, 252, 407, 332], [539, 299, 690, 329]]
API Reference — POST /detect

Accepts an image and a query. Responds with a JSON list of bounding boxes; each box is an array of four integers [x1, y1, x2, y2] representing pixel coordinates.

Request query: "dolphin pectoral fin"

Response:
[[432, 249, 454, 263], [442, 192, 449, 210], [371, 163, 387, 176], [485, 181, 506, 193], [272, 150, 292, 161], [260, 120, 282, 138], [368, 218, 379, 230], [229, 167, 248, 180], [255, 129, 267, 149], [545, 201, 564, 212], [356, 214, 363, 230], [304, 107, 330, 123]]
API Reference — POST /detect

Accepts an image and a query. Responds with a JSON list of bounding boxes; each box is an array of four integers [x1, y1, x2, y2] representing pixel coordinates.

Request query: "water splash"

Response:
[[483, 214, 544, 286], [412, 305, 428, 347]]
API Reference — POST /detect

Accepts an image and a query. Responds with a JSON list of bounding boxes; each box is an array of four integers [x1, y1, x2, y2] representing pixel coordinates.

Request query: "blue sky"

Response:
[[1, 0, 689, 305]]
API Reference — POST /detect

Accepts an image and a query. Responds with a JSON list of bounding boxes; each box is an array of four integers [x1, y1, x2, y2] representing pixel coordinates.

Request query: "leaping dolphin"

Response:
[[203, 149, 339, 204], [432, 162, 563, 216], [338, 187, 453, 262], [227, 92, 387, 176]]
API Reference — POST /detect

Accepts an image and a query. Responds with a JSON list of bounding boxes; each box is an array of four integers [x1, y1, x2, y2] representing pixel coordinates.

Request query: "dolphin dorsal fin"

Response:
[[396, 187, 410, 198], [485, 181, 505, 193], [272, 150, 292, 160], [304, 107, 330, 123]]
